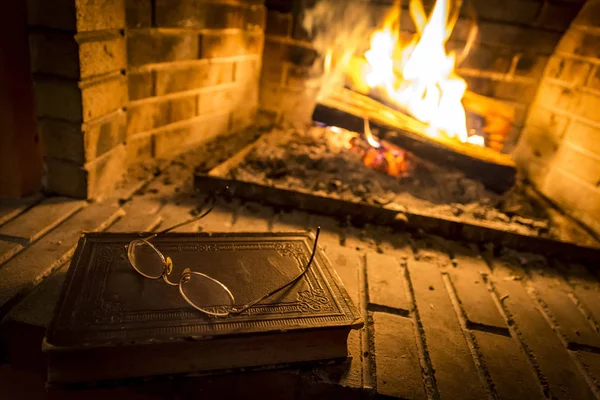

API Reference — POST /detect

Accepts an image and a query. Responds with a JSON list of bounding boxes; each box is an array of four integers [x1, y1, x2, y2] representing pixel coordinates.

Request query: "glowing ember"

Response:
[[346, 0, 484, 147], [327, 125, 411, 178]]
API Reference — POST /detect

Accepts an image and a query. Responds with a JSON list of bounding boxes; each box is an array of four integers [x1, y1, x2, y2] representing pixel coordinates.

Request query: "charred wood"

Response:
[[312, 89, 517, 192]]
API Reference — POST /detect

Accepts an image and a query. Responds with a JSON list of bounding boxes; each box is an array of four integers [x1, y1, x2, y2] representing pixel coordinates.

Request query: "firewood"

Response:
[[312, 88, 517, 192]]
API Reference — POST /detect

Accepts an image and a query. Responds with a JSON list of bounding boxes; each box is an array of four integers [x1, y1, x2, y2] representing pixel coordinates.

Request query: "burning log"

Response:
[[312, 88, 517, 192]]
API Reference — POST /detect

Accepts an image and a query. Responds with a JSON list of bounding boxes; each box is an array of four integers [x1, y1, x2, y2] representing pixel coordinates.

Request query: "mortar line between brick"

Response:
[[366, 303, 410, 317], [442, 273, 497, 400], [128, 110, 232, 140], [525, 284, 600, 398], [129, 82, 250, 107], [537, 102, 600, 130], [465, 321, 510, 337], [547, 77, 600, 97], [572, 23, 600, 35], [551, 166, 600, 195], [128, 54, 259, 74], [562, 140, 600, 163], [0, 208, 124, 319], [0, 246, 74, 320], [0, 194, 44, 228], [0, 202, 89, 249], [0, 235, 28, 246], [457, 67, 535, 84], [146, 217, 164, 234], [151, 0, 157, 28], [531, 0, 547, 27], [403, 262, 439, 400], [554, 51, 600, 65], [74, 29, 123, 43], [526, 284, 571, 344], [129, 27, 265, 36], [0, 245, 23, 269], [116, 178, 157, 205], [29, 203, 87, 244], [567, 291, 600, 334], [359, 253, 374, 390], [484, 275, 550, 398], [264, 34, 314, 49]]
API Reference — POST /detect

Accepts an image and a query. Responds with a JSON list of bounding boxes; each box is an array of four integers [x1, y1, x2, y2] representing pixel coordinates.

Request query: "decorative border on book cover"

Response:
[[50, 234, 360, 345]]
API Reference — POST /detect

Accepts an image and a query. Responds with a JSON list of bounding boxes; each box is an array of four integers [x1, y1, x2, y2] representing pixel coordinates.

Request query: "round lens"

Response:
[[127, 239, 166, 279], [179, 272, 235, 316]]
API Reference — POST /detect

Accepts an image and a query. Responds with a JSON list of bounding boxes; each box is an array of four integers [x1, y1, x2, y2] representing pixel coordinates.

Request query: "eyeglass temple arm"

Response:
[[231, 227, 321, 314], [155, 186, 230, 235]]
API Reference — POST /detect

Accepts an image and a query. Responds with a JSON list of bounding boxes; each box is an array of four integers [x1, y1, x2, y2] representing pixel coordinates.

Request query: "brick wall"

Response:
[[259, 9, 320, 127], [446, 0, 587, 151], [513, 0, 600, 236], [28, 0, 128, 199], [28, 0, 265, 199], [125, 0, 265, 164]]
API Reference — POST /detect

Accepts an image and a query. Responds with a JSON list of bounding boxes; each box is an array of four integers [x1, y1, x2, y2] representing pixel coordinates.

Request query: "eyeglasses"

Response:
[[126, 191, 321, 317]]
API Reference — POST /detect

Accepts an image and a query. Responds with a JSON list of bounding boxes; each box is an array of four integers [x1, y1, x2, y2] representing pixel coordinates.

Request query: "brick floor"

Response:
[[0, 197, 85, 243], [1, 160, 600, 399]]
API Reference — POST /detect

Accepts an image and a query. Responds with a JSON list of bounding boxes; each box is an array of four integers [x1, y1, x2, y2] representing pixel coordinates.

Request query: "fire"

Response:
[[327, 125, 411, 178], [363, 117, 381, 148], [346, 0, 484, 146]]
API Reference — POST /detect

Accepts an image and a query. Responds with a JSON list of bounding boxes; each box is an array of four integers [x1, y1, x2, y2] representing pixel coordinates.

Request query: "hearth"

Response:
[[1, 0, 597, 249]]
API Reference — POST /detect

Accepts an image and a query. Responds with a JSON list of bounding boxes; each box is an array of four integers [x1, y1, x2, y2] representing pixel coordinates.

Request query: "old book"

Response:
[[43, 231, 363, 384]]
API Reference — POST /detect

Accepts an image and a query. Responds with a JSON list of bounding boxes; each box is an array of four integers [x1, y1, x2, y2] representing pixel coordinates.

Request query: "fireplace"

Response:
[[13, 0, 265, 199], [3, 1, 600, 398], [0, 0, 599, 243], [252, 0, 600, 243]]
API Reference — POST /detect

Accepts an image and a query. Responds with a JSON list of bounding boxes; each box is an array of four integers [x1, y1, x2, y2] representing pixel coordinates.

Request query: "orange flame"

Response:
[[346, 0, 484, 147]]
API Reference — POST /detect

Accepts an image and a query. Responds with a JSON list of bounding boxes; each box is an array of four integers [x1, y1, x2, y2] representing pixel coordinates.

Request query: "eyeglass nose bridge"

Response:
[[164, 256, 173, 275]]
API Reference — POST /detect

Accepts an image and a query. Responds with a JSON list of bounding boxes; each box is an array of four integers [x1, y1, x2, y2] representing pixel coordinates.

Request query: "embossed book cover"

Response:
[[44, 231, 363, 384]]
